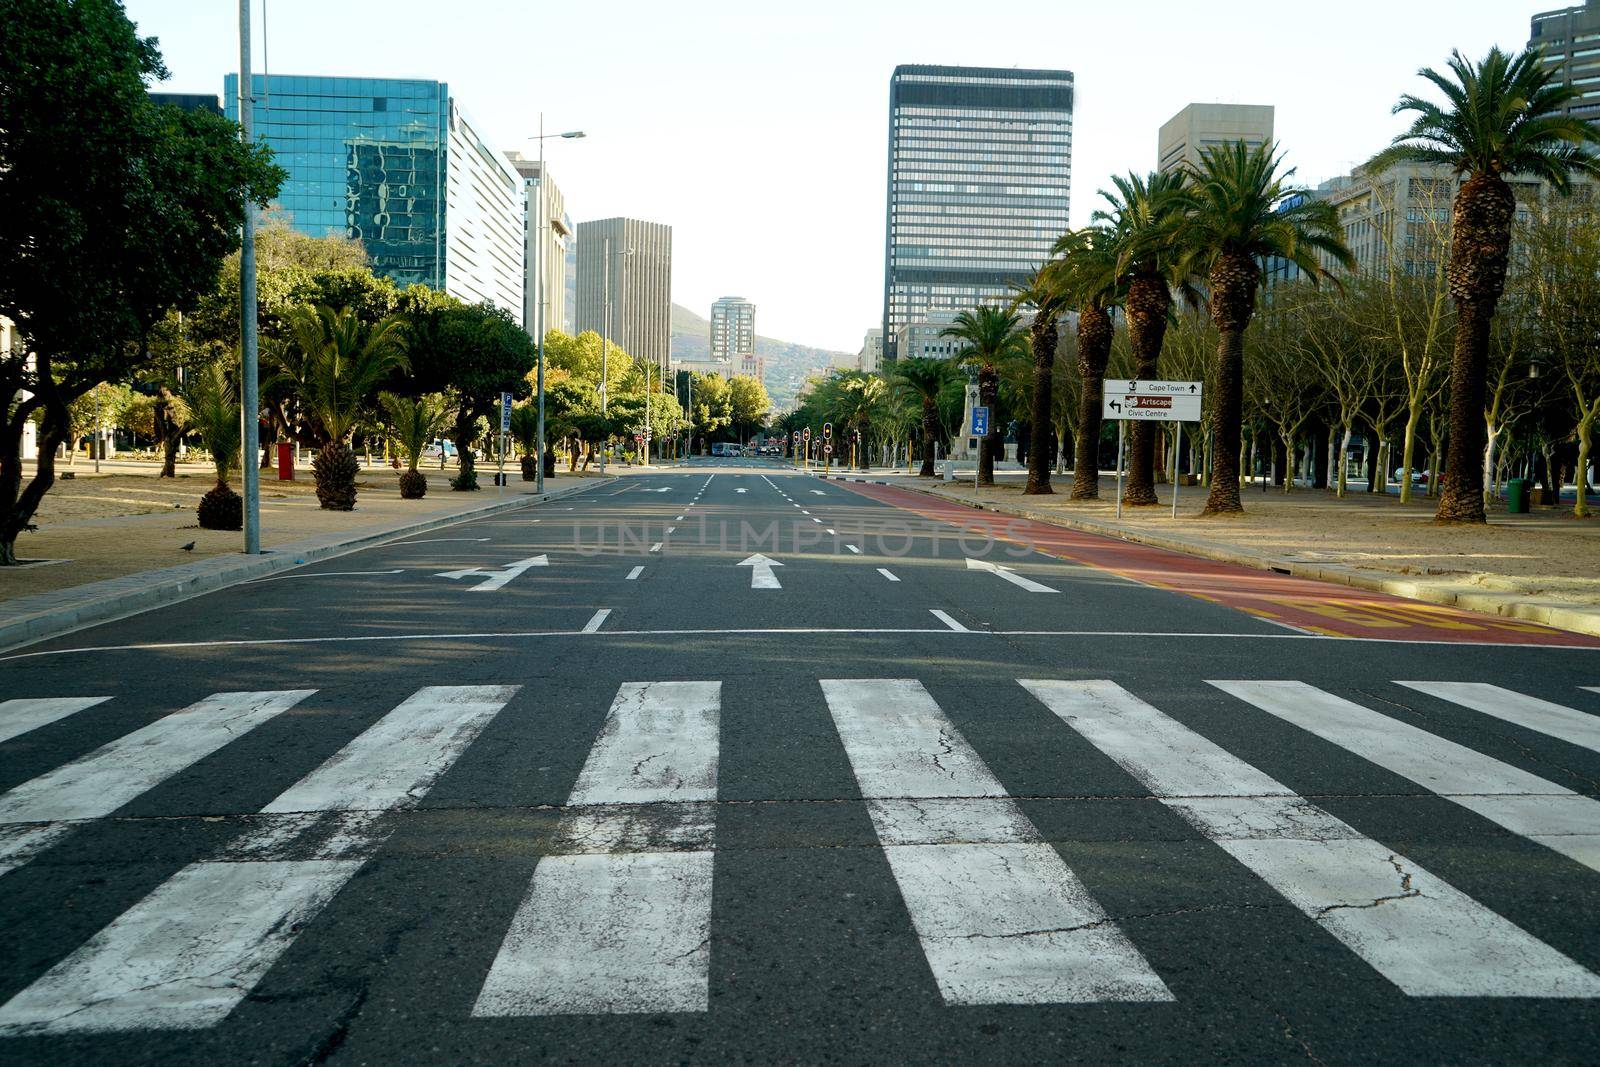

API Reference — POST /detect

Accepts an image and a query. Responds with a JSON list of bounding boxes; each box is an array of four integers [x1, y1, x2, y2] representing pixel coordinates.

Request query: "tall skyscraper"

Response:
[[1531, 1, 1600, 119], [1157, 103, 1275, 173], [881, 64, 1074, 363], [504, 154, 572, 342], [224, 74, 525, 324], [710, 296, 758, 379], [575, 218, 672, 372]]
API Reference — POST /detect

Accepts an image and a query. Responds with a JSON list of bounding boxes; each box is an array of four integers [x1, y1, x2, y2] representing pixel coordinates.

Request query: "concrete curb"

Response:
[[878, 479, 1600, 641], [0, 478, 606, 653]]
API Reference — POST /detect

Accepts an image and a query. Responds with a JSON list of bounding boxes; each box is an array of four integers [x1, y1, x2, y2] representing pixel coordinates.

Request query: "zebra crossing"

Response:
[[2, 675, 1599, 1038]]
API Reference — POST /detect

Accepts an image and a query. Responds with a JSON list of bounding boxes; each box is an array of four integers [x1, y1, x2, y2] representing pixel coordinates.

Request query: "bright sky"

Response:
[[129, 0, 1549, 352]]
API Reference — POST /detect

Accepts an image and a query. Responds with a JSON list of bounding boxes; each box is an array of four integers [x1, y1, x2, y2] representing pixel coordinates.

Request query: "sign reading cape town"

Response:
[[1102, 379, 1203, 422]]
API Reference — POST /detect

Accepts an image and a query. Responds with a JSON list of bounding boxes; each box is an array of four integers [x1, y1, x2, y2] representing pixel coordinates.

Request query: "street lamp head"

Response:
[[561, 131, 586, 139]]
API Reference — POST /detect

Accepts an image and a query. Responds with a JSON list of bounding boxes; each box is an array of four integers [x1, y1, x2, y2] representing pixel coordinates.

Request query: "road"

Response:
[[2, 456, 1599, 1064]]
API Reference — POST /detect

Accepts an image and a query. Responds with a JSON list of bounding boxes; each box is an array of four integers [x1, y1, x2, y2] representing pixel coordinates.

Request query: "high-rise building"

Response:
[[224, 74, 525, 325], [882, 64, 1074, 363], [1531, 2, 1600, 120], [857, 328, 883, 373], [504, 154, 572, 342], [149, 92, 221, 115], [710, 296, 758, 379], [1157, 103, 1275, 173], [574, 218, 672, 372]]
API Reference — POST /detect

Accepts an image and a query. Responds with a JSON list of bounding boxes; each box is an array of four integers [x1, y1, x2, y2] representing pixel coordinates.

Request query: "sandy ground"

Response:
[[2, 459, 600, 602], [923, 475, 1600, 607]]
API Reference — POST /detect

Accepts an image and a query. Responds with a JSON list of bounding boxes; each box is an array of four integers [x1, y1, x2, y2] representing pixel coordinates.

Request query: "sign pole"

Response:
[[1115, 420, 1124, 520], [1172, 422, 1182, 519]]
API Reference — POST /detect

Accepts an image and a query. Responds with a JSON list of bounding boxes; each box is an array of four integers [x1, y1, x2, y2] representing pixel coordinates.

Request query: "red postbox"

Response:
[[276, 442, 295, 481]]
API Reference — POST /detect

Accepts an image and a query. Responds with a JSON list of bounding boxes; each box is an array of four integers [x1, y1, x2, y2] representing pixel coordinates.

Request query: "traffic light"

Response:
[[823, 422, 832, 439]]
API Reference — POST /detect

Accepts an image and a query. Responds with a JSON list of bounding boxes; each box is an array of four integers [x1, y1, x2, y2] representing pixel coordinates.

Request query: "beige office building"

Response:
[[710, 296, 758, 380], [1157, 103, 1274, 173], [504, 153, 572, 343], [1531, 1, 1600, 120], [575, 217, 673, 372]]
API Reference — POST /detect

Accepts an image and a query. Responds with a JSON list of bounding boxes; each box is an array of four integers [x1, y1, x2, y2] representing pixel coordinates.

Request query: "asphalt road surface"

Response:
[[2, 457, 1599, 1065]]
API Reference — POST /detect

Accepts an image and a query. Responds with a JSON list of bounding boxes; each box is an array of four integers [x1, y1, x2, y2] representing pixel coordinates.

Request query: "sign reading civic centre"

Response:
[[1102, 380, 1202, 422]]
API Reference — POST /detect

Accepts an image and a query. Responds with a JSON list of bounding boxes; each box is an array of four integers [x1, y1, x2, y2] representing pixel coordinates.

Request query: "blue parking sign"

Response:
[[970, 406, 990, 436]]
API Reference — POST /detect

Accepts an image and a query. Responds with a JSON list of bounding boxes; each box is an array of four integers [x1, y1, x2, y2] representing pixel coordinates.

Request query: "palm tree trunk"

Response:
[[1123, 274, 1169, 506], [919, 399, 937, 477], [1026, 314, 1057, 495], [1203, 254, 1258, 514], [978, 366, 999, 487], [1072, 304, 1112, 499]]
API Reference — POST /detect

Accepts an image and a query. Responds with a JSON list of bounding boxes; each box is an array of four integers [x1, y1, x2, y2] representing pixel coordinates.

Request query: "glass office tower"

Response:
[[881, 65, 1074, 362], [225, 74, 524, 322]]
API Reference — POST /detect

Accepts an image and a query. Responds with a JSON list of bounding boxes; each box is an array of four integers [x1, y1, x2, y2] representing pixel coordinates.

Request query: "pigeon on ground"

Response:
[[180, 541, 196, 551]]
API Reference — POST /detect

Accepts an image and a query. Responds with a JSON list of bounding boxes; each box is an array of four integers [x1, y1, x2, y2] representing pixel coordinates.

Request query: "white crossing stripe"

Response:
[[0, 690, 314, 874], [929, 609, 967, 632], [0, 686, 516, 1035], [582, 609, 612, 633], [1397, 682, 1600, 754], [878, 568, 900, 582], [820, 679, 1170, 1005], [626, 566, 644, 580], [1022, 680, 1600, 998], [0, 696, 110, 745], [475, 681, 721, 1016], [1213, 681, 1600, 873], [846, 545, 861, 554]]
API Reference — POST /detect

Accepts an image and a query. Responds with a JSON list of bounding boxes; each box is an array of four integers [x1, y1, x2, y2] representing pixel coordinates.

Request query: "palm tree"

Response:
[[894, 357, 954, 476], [1097, 170, 1194, 506], [1180, 142, 1353, 514], [1011, 260, 1074, 495], [287, 305, 409, 510], [1370, 46, 1600, 522], [379, 391, 451, 498], [1052, 226, 1123, 500], [941, 306, 1028, 486], [185, 361, 243, 531]]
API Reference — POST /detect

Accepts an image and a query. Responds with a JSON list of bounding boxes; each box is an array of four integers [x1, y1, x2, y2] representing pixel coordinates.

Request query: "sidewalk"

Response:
[[0, 462, 607, 651], [830, 471, 1600, 640]]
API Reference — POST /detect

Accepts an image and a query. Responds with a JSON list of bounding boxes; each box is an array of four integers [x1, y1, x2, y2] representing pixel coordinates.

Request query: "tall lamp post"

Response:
[[527, 120, 585, 493], [238, 0, 261, 554]]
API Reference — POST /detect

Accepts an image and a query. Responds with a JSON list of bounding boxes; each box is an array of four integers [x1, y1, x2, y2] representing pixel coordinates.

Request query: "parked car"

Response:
[[422, 439, 458, 460]]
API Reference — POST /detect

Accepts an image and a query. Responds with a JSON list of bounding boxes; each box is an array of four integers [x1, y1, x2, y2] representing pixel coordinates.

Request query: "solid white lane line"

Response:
[[846, 545, 861, 554], [649, 542, 663, 553], [929, 609, 968, 632], [0, 690, 314, 873], [475, 682, 720, 1016], [0, 686, 516, 1035], [626, 566, 644, 580], [1022, 679, 1600, 998], [878, 568, 900, 581], [1215, 681, 1600, 872], [582, 609, 612, 634], [1397, 682, 1600, 754], [0, 697, 110, 745], [391, 537, 492, 545], [820, 679, 1170, 1005], [247, 569, 403, 584]]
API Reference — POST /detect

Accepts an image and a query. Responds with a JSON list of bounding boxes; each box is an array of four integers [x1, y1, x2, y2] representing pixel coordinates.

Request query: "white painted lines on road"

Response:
[[735, 488, 748, 493], [820, 679, 1171, 1005], [738, 554, 783, 590], [248, 569, 404, 584], [475, 682, 720, 1016], [626, 566, 644, 580], [812, 518, 822, 524], [1021, 679, 1600, 998], [0, 686, 517, 1035], [826, 528, 837, 536], [966, 557, 1057, 594], [1396, 682, 1600, 754], [675, 515, 684, 521], [878, 568, 900, 581], [0, 697, 109, 745], [435, 555, 548, 592], [649, 543, 664, 553], [846, 545, 861, 554], [0, 690, 315, 874], [583, 609, 612, 633], [929, 609, 968, 632], [1213, 681, 1600, 872], [392, 537, 492, 546], [810, 490, 826, 496]]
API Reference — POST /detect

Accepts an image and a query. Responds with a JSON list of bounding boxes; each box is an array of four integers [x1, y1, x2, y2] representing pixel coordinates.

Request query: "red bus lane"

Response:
[[837, 481, 1600, 647]]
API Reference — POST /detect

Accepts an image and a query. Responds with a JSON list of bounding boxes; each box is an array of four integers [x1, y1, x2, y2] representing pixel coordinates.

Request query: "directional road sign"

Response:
[[1102, 380, 1202, 422], [970, 406, 990, 436], [500, 393, 513, 433]]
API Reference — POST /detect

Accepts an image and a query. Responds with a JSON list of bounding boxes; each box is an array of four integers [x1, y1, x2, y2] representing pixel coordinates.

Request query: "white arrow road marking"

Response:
[[810, 490, 826, 495], [582, 609, 612, 633], [965, 557, 1057, 593], [436, 555, 548, 592], [735, 488, 748, 493], [638, 487, 671, 493], [738, 554, 784, 590]]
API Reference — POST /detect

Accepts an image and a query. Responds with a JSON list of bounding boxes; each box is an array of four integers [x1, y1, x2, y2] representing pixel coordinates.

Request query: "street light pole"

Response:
[[600, 235, 609, 475], [527, 122, 585, 494], [238, 0, 261, 555]]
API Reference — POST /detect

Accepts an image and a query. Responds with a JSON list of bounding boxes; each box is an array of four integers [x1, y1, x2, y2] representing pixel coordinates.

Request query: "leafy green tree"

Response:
[[688, 372, 733, 446], [184, 361, 243, 529], [1370, 46, 1600, 522], [285, 306, 409, 509], [544, 329, 634, 393], [1179, 142, 1352, 514], [894, 357, 955, 477], [941, 306, 1028, 486], [64, 382, 134, 464], [728, 375, 773, 440], [0, 0, 283, 563], [380, 391, 451, 498]]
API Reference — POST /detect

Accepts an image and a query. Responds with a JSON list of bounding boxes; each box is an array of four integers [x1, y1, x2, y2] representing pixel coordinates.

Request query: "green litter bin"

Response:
[[1506, 477, 1531, 514]]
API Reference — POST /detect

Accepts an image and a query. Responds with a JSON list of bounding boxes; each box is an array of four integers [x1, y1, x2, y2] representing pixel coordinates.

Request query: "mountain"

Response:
[[669, 303, 854, 409]]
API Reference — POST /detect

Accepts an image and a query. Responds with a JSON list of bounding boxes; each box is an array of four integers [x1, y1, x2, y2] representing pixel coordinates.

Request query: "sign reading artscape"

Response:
[[1102, 380, 1203, 422]]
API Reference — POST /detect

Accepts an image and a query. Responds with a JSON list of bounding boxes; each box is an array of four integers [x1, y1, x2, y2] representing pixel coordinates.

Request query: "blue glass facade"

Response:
[[225, 74, 448, 289]]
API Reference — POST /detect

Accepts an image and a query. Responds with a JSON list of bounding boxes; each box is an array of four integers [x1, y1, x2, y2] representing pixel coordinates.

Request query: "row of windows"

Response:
[[895, 107, 1073, 123], [249, 76, 441, 98]]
